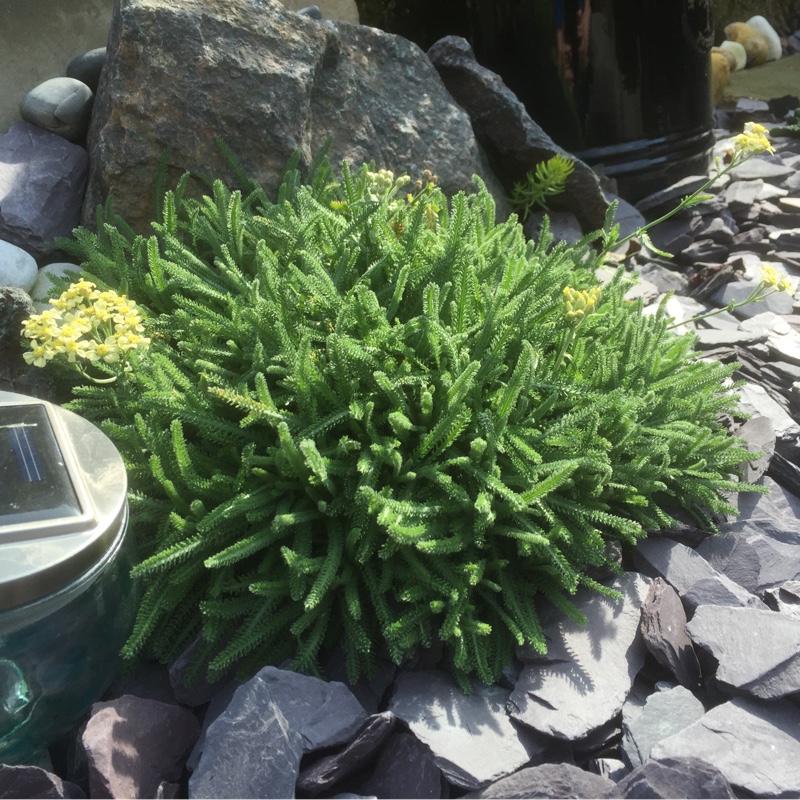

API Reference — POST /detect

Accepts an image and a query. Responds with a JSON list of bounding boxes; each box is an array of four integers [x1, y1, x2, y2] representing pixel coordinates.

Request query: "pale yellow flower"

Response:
[[732, 122, 775, 158], [760, 264, 794, 294], [563, 286, 601, 322], [84, 336, 122, 363], [22, 342, 57, 368]]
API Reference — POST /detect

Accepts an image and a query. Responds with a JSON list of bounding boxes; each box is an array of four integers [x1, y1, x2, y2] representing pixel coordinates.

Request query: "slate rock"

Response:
[[682, 577, 768, 612], [296, 712, 396, 796], [82, 695, 199, 800], [639, 578, 701, 689], [168, 635, 234, 707], [633, 537, 764, 610], [508, 572, 651, 742], [0, 239, 37, 293], [20, 78, 94, 143], [358, 731, 442, 799], [635, 175, 711, 216], [464, 762, 615, 799], [687, 604, 800, 699], [388, 670, 544, 790], [321, 646, 397, 715], [188, 675, 305, 800], [426, 35, 609, 232], [651, 696, 800, 798], [255, 666, 368, 751], [737, 382, 799, 431], [694, 327, 763, 349], [764, 581, 800, 620], [185, 679, 240, 773], [0, 764, 84, 799], [83, 0, 507, 233], [733, 474, 800, 522], [735, 415, 776, 482], [723, 178, 764, 209], [728, 157, 795, 182], [678, 238, 729, 264], [66, 48, 107, 93], [621, 685, 706, 769], [0, 122, 89, 258], [698, 522, 800, 593], [587, 758, 629, 783], [601, 756, 736, 799]]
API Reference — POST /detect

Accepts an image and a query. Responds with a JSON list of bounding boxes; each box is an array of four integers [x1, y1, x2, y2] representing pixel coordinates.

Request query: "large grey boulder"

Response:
[[686, 604, 800, 699], [508, 572, 651, 742], [0, 765, 84, 799], [83, 0, 507, 234], [651, 696, 800, 798], [0, 122, 88, 258], [388, 670, 545, 791], [426, 36, 609, 233]]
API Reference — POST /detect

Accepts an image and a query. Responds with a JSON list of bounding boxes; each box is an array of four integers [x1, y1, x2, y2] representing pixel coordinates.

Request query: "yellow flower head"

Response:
[[760, 264, 794, 294], [563, 286, 601, 322], [732, 122, 775, 159]]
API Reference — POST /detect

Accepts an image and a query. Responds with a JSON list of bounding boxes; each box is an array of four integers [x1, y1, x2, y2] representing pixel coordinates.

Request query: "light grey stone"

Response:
[[388, 670, 545, 790], [188, 677, 303, 800], [733, 475, 800, 522], [621, 685, 705, 768], [0, 239, 37, 293], [651, 697, 800, 798], [508, 572, 651, 742], [728, 158, 795, 182], [694, 328, 764, 349], [735, 382, 800, 439], [30, 263, 84, 311], [634, 537, 765, 609], [739, 311, 794, 337], [19, 77, 94, 143], [764, 581, 800, 621], [735, 416, 775, 483], [686, 604, 800, 699], [586, 758, 629, 783], [464, 762, 615, 799], [0, 122, 89, 258], [637, 262, 689, 295], [711, 280, 795, 319], [697, 524, 800, 594], [682, 576, 769, 611], [723, 178, 764, 208]]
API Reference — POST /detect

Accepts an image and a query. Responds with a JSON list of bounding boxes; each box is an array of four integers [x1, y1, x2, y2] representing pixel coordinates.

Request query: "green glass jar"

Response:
[[0, 392, 136, 765]]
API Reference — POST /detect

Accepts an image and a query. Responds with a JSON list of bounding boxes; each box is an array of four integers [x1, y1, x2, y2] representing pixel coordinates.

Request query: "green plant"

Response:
[[772, 107, 800, 138], [509, 154, 575, 221], [42, 151, 765, 691]]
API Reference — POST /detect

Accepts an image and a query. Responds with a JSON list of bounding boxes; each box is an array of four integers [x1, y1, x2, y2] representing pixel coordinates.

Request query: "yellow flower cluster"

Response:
[[21, 280, 150, 369], [563, 286, 601, 322], [760, 264, 794, 294], [732, 122, 775, 158]]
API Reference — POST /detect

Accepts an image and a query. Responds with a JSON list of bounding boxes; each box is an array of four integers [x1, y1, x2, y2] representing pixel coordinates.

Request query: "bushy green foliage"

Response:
[[55, 155, 761, 689], [509, 154, 575, 221]]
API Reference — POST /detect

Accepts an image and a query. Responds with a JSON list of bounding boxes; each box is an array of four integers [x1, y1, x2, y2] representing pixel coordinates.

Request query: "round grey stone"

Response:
[[20, 77, 94, 143], [66, 47, 107, 93]]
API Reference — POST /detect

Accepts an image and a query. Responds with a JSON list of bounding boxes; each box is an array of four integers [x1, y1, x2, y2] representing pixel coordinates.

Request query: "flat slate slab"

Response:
[[388, 670, 545, 790], [686, 604, 800, 699], [508, 572, 651, 742], [651, 696, 800, 798]]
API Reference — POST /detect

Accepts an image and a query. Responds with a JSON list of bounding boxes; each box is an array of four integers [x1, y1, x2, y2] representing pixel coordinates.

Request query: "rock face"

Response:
[[0, 122, 88, 258], [83, 0, 507, 233], [426, 35, 610, 233]]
